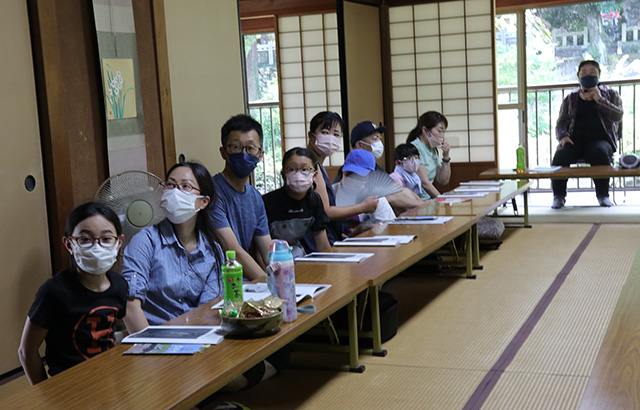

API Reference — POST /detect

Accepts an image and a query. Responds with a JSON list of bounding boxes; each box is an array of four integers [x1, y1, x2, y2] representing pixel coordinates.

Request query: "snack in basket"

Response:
[[221, 295, 283, 319]]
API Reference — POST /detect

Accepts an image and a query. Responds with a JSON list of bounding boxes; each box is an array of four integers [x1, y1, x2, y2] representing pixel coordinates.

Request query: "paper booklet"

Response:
[[211, 283, 331, 309], [389, 216, 454, 224], [454, 186, 501, 192], [124, 343, 210, 355], [295, 252, 375, 263], [435, 197, 472, 204], [438, 192, 488, 198], [459, 180, 503, 186], [529, 165, 562, 172], [333, 235, 416, 247], [122, 326, 224, 345]]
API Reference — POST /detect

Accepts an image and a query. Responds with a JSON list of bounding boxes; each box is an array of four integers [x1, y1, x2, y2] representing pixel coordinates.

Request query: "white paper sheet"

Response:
[[295, 253, 375, 263], [334, 235, 415, 246], [459, 180, 503, 186], [389, 216, 454, 224], [454, 186, 501, 192], [122, 326, 223, 345]]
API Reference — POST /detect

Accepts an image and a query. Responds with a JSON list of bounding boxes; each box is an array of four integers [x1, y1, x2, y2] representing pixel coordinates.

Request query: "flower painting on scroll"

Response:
[[102, 58, 136, 120]]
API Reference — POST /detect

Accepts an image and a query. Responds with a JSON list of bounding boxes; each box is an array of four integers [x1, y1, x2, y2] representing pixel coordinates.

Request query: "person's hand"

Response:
[[579, 87, 600, 101], [360, 196, 379, 214], [558, 136, 574, 148], [441, 141, 451, 156]]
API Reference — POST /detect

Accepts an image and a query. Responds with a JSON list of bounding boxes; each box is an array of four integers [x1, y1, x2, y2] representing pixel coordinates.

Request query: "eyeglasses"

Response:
[[160, 181, 201, 193], [226, 144, 262, 156], [69, 236, 119, 248], [284, 167, 315, 176]]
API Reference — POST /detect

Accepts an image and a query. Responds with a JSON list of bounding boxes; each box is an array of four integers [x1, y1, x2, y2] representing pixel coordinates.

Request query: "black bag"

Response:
[[330, 290, 399, 347]]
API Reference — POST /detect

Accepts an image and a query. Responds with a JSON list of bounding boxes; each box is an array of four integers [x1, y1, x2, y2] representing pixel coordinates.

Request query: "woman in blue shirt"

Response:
[[122, 161, 224, 332]]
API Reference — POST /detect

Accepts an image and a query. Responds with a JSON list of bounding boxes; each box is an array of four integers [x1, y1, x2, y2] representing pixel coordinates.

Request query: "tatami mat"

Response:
[[481, 373, 588, 410], [217, 223, 640, 409], [481, 224, 640, 410], [214, 365, 486, 410]]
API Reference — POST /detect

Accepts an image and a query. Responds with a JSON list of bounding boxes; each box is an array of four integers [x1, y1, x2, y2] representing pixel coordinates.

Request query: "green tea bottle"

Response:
[[222, 250, 243, 306]]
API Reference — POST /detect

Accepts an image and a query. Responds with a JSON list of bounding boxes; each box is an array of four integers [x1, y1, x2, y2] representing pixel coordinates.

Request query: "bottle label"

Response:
[[222, 266, 243, 305]]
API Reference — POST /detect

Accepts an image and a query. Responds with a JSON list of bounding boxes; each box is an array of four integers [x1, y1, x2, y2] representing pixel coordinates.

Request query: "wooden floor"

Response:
[[215, 220, 640, 410]]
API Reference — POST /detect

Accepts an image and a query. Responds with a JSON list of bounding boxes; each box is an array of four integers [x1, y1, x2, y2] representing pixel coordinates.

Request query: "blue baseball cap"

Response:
[[350, 121, 387, 147], [343, 149, 375, 176]]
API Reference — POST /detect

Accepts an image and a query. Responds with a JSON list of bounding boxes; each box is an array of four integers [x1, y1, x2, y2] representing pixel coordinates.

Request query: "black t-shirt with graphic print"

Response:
[[28, 269, 128, 376], [262, 186, 329, 253]]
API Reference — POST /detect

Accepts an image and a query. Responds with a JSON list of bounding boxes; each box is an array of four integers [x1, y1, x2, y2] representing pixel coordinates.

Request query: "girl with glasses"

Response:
[[19, 202, 127, 385], [388, 143, 426, 198], [262, 147, 331, 257]]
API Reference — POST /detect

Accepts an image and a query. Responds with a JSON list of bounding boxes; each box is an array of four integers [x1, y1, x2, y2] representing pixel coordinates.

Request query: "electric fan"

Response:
[[334, 169, 403, 206], [94, 170, 166, 246]]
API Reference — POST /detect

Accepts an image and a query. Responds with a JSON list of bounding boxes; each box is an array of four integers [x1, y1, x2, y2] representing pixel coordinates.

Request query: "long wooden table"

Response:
[[0, 266, 369, 409], [0, 212, 491, 408], [406, 180, 533, 226]]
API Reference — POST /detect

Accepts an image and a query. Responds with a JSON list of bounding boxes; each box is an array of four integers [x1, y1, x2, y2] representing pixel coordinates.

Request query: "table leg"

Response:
[[348, 298, 365, 372], [523, 187, 532, 228], [472, 222, 482, 269], [369, 285, 387, 357], [465, 228, 476, 279]]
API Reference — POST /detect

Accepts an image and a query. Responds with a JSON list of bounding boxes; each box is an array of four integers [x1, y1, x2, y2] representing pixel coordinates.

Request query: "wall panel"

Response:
[[388, 0, 496, 165], [164, 0, 244, 175]]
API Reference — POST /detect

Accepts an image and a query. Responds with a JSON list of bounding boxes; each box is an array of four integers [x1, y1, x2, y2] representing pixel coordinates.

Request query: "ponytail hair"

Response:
[[406, 111, 448, 143]]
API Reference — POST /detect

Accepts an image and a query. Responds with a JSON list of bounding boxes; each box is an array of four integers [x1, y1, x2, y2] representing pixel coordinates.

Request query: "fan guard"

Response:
[[94, 170, 166, 245]]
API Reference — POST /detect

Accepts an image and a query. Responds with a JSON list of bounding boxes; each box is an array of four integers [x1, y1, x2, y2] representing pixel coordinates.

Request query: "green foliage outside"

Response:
[[251, 106, 283, 194]]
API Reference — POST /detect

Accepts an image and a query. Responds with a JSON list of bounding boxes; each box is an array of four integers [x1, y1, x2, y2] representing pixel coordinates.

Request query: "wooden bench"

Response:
[[479, 165, 640, 206]]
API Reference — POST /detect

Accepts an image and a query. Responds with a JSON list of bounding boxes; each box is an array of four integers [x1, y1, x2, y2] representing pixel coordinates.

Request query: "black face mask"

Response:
[[580, 75, 599, 89]]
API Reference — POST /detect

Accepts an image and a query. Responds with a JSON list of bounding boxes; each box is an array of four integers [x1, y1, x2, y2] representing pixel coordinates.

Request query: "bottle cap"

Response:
[[225, 250, 236, 259], [269, 239, 290, 253]]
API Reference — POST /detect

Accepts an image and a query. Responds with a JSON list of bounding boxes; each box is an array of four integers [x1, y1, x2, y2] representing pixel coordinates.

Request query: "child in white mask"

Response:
[[389, 143, 428, 200], [351, 121, 386, 160], [262, 147, 331, 257], [19, 202, 127, 385]]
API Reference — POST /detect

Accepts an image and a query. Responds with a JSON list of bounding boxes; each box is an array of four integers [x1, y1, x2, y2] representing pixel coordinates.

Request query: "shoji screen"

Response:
[[278, 13, 344, 166], [389, 0, 495, 163]]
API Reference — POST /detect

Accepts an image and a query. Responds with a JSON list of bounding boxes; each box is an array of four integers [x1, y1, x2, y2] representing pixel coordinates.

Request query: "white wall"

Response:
[[164, 0, 246, 175]]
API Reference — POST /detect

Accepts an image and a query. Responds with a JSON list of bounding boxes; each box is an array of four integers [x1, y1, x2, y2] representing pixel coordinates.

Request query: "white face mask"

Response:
[[72, 241, 119, 275], [161, 188, 203, 224], [401, 157, 420, 174], [362, 140, 384, 159], [313, 133, 341, 157], [285, 171, 314, 193]]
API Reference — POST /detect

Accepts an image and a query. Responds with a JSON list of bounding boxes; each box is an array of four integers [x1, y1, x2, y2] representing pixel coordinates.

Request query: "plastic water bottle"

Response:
[[516, 144, 526, 174], [266, 240, 297, 323], [222, 250, 243, 306]]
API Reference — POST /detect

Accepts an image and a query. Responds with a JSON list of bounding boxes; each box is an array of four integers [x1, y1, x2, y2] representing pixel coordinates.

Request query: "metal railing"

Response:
[[249, 102, 283, 195], [499, 78, 640, 191]]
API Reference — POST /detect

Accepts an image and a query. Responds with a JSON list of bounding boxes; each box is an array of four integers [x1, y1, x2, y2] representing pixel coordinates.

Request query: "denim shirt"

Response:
[[122, 219, 223, 326], [556, 85, 624, 150]]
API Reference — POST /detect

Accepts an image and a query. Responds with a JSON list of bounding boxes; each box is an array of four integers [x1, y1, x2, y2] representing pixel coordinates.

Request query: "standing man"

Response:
[[212, 114, 271, 279], [551, 60, 623, 209]]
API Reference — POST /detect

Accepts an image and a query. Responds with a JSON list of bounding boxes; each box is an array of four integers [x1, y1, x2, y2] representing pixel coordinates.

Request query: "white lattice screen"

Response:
[[278, 13, 345, 166], [389, 0, 496, 162]]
